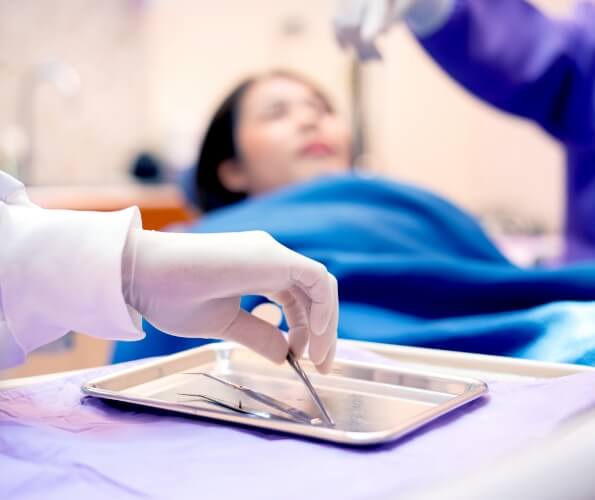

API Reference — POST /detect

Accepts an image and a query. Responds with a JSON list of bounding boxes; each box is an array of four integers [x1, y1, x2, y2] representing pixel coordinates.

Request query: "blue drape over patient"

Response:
[[113, 174, 595, 365]]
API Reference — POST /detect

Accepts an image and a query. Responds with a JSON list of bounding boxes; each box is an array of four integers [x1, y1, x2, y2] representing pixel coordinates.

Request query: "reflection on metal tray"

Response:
[[82, 343, 488, 446]]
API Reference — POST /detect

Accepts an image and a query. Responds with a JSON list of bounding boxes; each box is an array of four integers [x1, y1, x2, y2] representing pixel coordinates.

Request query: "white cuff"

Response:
[[1, 205, 144, 359], [405, 0, 455, 37]]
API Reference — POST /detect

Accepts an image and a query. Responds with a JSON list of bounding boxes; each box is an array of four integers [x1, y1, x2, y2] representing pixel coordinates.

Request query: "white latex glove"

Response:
[[122, 229, 339, 373], [334, 0, 454, 60]]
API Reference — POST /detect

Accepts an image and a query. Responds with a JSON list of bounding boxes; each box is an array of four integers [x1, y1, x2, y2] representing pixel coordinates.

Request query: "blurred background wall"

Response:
[[0, 0, 576, 231], [0, 0, 148, 184]]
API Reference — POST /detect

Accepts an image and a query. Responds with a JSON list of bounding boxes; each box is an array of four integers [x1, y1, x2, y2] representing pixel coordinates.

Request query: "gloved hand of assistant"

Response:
[[122, 229, 338, 373], [333, 0, 454, 60]]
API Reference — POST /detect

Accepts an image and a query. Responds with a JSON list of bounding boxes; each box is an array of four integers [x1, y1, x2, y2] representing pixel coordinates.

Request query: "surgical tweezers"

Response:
[[177, 393, 287, 421], [286, 351, 335, 427], [183, 372, 323, 425]]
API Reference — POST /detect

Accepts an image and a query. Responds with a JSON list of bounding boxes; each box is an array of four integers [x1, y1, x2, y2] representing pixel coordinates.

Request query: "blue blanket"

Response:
[[113, 174, 595, 365]]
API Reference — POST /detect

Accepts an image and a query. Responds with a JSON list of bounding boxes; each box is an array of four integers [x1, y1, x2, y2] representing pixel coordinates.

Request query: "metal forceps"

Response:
[[286, 351, 335, 427], [177, 393, 290, 422], [182, 372, 323, 425]]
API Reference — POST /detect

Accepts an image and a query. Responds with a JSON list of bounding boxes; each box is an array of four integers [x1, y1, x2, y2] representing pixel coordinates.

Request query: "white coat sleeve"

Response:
[[0, 172, 144, 369]]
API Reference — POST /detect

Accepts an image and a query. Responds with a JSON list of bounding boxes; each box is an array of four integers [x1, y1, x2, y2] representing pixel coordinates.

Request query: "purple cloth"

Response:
[[419, 0, 595, 261], [2, 353, 595, 499]]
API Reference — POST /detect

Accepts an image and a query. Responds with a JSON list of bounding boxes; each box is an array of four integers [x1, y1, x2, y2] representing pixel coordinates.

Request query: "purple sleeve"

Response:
[[419, 0, 595, 145]]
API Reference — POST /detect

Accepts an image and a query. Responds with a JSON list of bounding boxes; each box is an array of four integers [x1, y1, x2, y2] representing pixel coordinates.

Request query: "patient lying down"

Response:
[[113, 71, 595, 367]]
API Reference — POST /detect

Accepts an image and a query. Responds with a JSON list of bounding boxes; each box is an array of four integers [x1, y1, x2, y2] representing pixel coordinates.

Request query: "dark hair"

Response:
[[193, 70, 335, 213]]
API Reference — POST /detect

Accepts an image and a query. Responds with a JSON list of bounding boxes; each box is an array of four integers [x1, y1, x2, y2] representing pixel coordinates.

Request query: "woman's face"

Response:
[[224, 76, 351, 196]]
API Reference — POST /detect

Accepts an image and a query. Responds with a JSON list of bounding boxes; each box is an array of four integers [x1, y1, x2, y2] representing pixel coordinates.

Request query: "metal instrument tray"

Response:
[[82, 342, 487, 446]]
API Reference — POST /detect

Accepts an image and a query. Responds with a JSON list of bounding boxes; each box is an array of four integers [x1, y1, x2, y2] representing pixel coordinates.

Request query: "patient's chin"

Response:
[[292, 159, 348, 181]]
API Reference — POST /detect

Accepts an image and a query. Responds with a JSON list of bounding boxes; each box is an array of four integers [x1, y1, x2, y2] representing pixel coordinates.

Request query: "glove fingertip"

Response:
[[316, 341, 337, 374]]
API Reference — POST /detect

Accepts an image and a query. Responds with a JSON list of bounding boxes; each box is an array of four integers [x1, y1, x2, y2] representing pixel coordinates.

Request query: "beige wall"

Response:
[[0, 0, 148, 185], [0, 0, 578, 230]]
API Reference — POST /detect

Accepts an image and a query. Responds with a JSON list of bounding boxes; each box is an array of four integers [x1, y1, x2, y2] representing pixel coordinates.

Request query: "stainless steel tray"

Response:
[[82, 342, 488, 446]]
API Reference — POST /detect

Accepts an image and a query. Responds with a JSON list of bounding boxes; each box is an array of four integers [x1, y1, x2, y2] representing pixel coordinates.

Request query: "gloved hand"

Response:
[[122, 229, 339, 373], [333, 0, 454, 60]]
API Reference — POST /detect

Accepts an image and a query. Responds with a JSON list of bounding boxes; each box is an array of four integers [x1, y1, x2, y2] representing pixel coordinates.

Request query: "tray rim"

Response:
[[340, 340, 595, 379], [3, 338, 590, 391]]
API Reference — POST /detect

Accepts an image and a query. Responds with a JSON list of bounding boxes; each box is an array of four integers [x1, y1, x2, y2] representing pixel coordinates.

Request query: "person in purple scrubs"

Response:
[[335, 0, 595, 262]]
